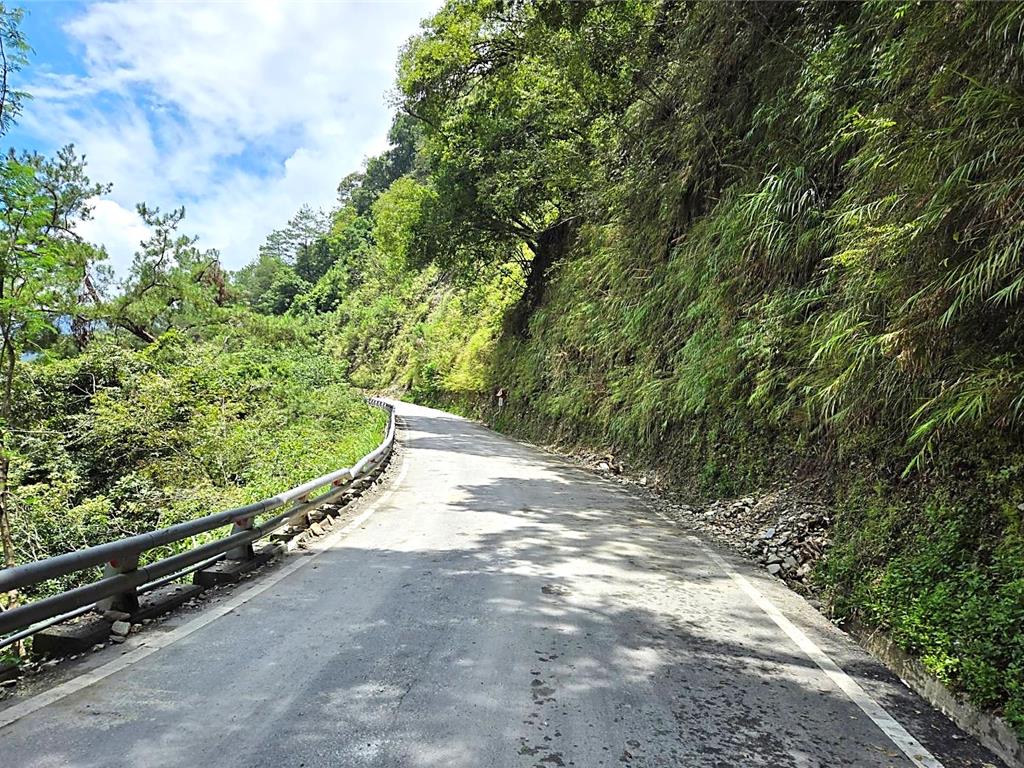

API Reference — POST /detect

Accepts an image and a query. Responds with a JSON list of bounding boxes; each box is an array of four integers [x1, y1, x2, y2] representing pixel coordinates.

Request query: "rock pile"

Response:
[[569, 449, 834, 589], [660, 487, 832, 587], [583, 457, 833, 587]]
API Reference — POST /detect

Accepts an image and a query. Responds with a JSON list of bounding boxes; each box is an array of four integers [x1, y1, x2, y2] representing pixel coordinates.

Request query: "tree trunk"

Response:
[[505, 218, 579, 338], [0, 335, 16, 568], [0, 452, 14, 570], [0, 336, 19, 636]]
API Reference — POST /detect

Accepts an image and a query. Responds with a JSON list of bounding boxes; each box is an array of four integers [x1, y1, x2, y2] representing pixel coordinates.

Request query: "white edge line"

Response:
[[436, 411, 946, 768], [686, 533, 944, 768], [0, 446, 409, 731], [573, 459, 945, 768]]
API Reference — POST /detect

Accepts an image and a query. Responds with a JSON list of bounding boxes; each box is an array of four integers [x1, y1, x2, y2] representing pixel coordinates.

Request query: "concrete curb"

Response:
[[849, 620, 1023, 768]]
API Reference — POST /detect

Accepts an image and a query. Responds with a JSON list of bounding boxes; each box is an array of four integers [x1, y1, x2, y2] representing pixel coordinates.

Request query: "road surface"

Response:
[[0, 401, 1007, 767]]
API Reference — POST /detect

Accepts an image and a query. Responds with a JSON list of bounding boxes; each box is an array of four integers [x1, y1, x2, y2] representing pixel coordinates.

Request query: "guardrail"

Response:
[[0, 398, 396, 644]]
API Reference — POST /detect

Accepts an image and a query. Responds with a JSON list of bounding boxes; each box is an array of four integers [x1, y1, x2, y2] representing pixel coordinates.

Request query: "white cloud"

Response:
[[25, 0, 439, 272], [77, 199, 151, 275]]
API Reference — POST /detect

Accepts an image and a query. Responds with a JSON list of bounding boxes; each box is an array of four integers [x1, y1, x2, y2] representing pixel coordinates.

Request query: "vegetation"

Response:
[[0, 4, 383, 609], [12, 318, 384, 598], [0, 0, 1021, 738]]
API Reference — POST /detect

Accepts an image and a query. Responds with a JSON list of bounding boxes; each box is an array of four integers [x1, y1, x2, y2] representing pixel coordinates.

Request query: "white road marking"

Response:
[[0, 449, 409, 731], [460, 415, 946, 768], [690, 536, 944, 768], [572, 458, 946, 768]]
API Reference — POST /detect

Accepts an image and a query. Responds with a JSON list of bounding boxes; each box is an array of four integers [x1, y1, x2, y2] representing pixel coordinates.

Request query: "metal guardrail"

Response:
[[0, 398, 396, 642]]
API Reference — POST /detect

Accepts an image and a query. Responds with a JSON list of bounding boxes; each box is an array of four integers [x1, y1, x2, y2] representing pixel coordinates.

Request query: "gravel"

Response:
[[577, 450, 833, 593]]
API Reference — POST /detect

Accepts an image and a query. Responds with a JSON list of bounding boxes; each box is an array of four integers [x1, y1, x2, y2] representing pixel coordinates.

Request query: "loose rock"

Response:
[[646, 480, 832, 587], [110, 620, 131, 636]]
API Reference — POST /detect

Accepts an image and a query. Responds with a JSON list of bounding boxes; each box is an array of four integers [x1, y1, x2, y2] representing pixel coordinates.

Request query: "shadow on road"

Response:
[[4, 408, 1003, 768]]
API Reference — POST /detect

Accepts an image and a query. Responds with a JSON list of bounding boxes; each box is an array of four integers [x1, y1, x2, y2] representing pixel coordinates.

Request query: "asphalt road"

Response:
[[0, 401, 1008, 767]]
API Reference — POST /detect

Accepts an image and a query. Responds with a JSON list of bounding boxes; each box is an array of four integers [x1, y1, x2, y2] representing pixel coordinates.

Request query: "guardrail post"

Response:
[[226, 516, 254, 561], [286, 496, 310, 531], [94, 553, 140, 614]]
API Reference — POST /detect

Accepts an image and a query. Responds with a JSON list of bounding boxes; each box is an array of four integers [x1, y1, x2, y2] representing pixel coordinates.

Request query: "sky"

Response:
[[7, 0, 440, 274]]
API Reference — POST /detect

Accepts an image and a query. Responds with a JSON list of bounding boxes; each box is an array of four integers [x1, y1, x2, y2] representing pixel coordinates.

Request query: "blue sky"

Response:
[[9, 0, 440, 274]]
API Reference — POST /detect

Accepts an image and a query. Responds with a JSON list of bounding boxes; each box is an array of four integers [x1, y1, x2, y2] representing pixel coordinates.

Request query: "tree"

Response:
[[235, 250, 315, 316], [259, 205, 332, 282], [0, 147, 107, 576], [395, 1, 582, 274], [287, 206, 377, 315], [235, 251, 292, 313], [0, 3, 28, 137], [353, 114, 423, 216], [107, 205, 229, 344], [327, 206, 374, 284], [395, 0, 653, 285], [0, 5, 114, 594], [372, 175, 432, 276]]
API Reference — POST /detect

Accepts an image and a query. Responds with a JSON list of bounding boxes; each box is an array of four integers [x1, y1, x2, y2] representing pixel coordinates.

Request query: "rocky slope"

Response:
[[582, 452, 833, 601]]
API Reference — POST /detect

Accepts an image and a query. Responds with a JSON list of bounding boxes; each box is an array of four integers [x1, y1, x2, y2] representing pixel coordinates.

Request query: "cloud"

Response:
[[23, 0, 439, 272], [77, 199, 150, 275]]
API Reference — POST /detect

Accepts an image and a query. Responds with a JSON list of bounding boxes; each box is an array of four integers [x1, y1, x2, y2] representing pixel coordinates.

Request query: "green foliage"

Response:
[[323, 252, 519, 400], [235, 251, 309, 315], [395, 0, 647, 274], [109, 204, 231, 343], [0, 3, 29, 136], [824, 455, 1024, 733], [10, 316, 384, 597], [0, 143, 109, 575], [342, 113, 422, 216], [0, 147, 107, 356], [260, 205, 333, 283], [371, 176, 432, 276]]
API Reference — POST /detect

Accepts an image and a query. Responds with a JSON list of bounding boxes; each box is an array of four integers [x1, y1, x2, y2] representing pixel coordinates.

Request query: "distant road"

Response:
[[0, 401, 1006, 767]]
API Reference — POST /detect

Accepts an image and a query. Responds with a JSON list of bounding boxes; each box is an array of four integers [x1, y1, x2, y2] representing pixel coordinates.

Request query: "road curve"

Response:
[[0, 401, 1006, 768]]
